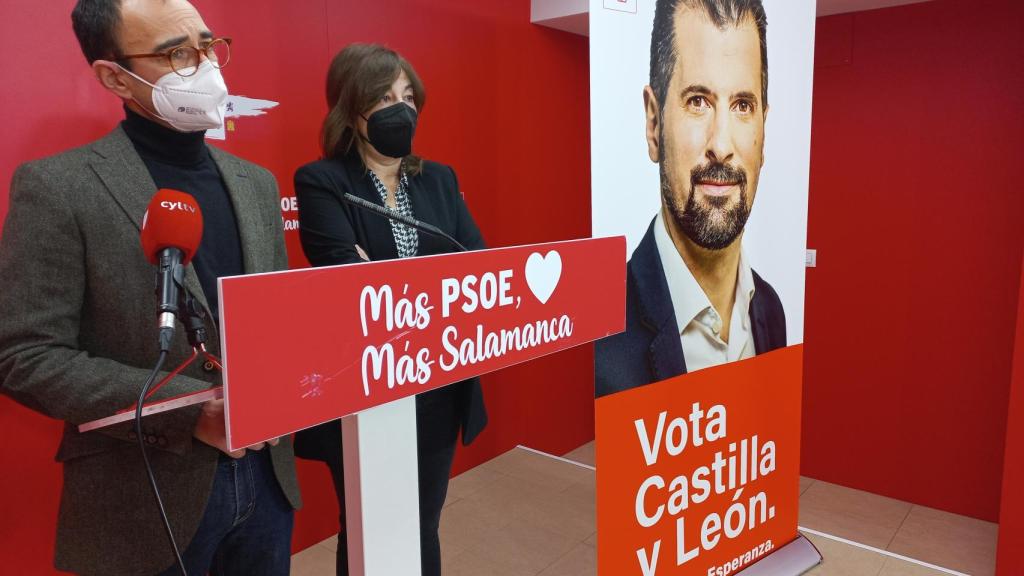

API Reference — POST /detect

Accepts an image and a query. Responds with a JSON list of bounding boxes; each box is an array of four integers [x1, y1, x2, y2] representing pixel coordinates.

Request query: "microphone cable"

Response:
[[134, 350, 188, 576]]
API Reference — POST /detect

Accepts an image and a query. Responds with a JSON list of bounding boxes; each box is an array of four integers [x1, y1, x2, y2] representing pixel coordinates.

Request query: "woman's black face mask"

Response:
[[362, 102, 418, 158]]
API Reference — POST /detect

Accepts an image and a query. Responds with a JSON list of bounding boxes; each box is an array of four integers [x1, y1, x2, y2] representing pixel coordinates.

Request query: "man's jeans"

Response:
[[157, 449, 294, 576]]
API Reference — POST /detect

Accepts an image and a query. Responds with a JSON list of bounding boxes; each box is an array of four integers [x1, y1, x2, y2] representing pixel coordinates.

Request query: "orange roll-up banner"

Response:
[[597, 346, 803, 575]]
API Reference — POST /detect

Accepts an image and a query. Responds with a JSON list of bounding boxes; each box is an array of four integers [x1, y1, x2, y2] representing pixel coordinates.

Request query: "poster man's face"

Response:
[[646, 8, 766, 251]]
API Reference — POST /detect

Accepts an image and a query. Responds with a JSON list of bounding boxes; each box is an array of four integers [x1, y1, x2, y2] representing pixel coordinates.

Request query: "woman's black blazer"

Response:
[[292, 153, 488, 457]]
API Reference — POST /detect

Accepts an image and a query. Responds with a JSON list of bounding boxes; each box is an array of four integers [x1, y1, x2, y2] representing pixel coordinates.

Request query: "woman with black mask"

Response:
[[292, 43, 488, 576]]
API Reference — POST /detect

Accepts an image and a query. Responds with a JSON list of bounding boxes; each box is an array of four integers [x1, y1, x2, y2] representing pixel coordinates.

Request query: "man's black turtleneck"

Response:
[[121, 107, 242, 323]]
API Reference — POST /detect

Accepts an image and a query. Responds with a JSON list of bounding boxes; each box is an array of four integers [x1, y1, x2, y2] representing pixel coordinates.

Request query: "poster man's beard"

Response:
[[661, 161, 751, 251]]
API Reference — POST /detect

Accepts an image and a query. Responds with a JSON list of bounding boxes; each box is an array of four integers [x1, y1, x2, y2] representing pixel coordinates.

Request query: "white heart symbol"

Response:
[[525, 251, 562, 305]]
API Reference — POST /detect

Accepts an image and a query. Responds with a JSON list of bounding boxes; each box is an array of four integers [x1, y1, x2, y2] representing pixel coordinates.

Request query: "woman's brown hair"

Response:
[[320, 43, 426, 175]]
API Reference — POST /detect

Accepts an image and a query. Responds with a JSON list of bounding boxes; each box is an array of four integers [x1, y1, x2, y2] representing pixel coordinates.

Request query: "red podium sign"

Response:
[[220, 237, 625, 450], [596, 346, 804, 576]]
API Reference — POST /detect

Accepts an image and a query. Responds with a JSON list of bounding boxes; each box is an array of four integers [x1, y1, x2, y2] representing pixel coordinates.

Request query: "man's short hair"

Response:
[[71, 0, 124, 64], [649, 0, 768, 112]]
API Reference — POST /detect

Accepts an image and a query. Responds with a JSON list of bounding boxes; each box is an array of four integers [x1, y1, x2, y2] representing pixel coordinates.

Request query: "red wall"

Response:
[[997, 258, 1024, 573], [0, 1, 591, 573], [802, 0, 1024, 522]]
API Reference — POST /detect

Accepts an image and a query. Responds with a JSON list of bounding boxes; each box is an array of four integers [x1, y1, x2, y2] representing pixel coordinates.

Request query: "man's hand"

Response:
[[194, 399, 280, 457]]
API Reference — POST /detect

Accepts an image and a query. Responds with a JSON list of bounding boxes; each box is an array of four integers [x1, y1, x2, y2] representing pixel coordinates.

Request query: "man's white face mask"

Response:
[[119, 59, 228, 132]]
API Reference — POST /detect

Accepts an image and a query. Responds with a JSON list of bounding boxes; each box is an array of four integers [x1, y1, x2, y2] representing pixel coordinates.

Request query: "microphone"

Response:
[[178, 290, 209, 350], [341, 192, 468, 252], [140, 189, 204, 352]]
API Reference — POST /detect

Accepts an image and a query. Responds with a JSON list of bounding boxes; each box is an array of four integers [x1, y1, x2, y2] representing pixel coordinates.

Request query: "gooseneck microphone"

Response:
[[342, 192, 468, 252], [140, 189, 204, 352]]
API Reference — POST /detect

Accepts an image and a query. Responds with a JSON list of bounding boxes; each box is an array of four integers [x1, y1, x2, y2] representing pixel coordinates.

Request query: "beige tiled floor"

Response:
[[886, 505, 999, 576], [562, 442, 595, 468], [802, 531, 889, 575], [799, 479, 915, 550], [292, 442, 997, 575], [290, 537, 336, 576]]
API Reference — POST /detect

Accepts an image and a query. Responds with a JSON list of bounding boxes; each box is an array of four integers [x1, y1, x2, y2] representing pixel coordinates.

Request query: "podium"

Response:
[[219, 237, 626, 575]]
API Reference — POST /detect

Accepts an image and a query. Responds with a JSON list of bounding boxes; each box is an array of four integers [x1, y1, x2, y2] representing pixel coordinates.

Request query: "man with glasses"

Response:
[[0, 1, 299, 574]]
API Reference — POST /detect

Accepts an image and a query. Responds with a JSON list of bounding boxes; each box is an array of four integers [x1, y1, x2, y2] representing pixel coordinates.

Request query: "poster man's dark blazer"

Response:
[[595, 218, 787, 398], [0, 126, 301, 576], [292, 153, 487, 460]]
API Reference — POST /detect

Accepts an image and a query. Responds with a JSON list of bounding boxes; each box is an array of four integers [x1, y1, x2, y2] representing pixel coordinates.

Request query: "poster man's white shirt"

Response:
[[654, 211, 756, 371]]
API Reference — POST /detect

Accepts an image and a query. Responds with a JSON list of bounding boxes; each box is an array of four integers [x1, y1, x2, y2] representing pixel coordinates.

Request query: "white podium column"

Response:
[[341, 396, 422, 576]]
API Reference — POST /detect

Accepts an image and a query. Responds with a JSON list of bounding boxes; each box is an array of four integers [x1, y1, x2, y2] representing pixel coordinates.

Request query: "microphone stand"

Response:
[[342, 192, 468, 253]]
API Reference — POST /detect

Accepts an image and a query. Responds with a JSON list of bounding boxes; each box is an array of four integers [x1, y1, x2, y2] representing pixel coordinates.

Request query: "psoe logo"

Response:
[[206, 95, 279, 141], [160, 201, 197, 213]]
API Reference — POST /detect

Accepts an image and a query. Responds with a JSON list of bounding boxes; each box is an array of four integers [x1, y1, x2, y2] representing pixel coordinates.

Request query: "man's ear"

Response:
[[643, 85, 661, 164], [92, 60, 133, 100]]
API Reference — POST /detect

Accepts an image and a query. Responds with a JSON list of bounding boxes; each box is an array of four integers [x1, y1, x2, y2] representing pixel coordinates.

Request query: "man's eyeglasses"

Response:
[[118, 37, 232, 77]]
